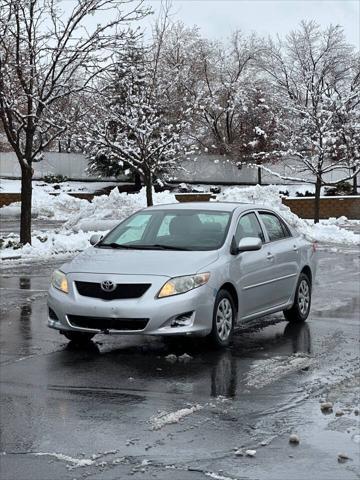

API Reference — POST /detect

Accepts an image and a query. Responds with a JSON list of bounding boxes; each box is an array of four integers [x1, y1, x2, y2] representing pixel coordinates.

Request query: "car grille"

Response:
[[75, 281, 151, 300], [67, 315, 149, 331]]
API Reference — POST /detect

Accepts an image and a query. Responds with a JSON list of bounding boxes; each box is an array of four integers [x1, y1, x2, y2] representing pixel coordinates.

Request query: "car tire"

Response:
[[283, 273, 311, 323], [62, 331, 95, 343], [209, 289, 235, 348]]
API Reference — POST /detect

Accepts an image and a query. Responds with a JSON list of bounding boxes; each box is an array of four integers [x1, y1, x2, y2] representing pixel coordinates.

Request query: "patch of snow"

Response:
[[178, 353, 193, 362], [205, 473, 235, 480], [150, 404, 202, 430], [165, 354, 177, 363], [32, 452, 94, 468], [245, 353, 314, 389], [289, 434, 300, 444], [0, 230, 98, 261], [245, 449, 256, 457]]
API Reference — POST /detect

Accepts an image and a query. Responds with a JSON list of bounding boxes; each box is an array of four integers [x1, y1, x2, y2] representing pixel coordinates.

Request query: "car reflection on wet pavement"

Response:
[[0, 242, 359, 480]]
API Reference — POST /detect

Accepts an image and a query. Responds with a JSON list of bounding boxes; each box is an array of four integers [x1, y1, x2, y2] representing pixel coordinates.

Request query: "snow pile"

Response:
[[1, 184, 359, 261], [0, 186, 175, 230], [218, 185, 359, 245], [1, 230, 97, 259], [0, 189, 90, 220], [150, 404, 202, 430], [63, 187, 174, 231]]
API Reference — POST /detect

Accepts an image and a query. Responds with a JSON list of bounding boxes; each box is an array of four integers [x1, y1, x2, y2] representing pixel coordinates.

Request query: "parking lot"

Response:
[[0, 237, 359, 480]]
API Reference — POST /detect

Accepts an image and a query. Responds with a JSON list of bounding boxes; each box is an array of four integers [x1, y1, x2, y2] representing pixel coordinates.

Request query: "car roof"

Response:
[[145, 201, 268, 213]]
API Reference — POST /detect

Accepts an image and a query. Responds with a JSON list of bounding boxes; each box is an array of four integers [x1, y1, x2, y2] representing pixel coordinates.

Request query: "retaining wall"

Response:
[[282, 196, 360, 220]]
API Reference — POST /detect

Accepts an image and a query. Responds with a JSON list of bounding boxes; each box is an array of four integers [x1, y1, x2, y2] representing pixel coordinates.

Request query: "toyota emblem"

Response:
[[101, 280, 116, 292]]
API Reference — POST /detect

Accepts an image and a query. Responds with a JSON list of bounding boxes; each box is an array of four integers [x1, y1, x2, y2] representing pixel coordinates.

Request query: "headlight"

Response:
[[158, 272, 210, 298], [51, 270, 69, 294]]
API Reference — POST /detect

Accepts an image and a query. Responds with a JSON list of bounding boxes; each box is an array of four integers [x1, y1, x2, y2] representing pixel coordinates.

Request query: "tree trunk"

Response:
[[134, 172, 142, 190], [257, 166, 262, 185], [314, 177, 321, 224], [352, 167, 358, 195], [144, 173, 153, 206], [20, 166, 33, 245]]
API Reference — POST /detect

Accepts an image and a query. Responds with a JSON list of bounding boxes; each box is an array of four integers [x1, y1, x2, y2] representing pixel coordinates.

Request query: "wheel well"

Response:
[[301, 266, 312, 285], [220, 282, 239, 312]]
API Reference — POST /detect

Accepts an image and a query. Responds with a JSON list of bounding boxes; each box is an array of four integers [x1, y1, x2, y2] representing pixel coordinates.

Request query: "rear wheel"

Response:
[[62, 331, 95, 343], [284, 273, 311, 323], [209, 289, 235, 348]]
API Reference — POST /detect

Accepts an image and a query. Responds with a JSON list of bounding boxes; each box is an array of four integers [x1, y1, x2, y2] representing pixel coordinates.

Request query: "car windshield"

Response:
[[98, 209, 232, 251]]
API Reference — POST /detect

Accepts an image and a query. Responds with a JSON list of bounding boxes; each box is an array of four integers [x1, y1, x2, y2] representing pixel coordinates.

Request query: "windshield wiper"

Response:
[[98, 243, 190, 251], [97, 242, 138, 249], [137, 244, 190, 251]]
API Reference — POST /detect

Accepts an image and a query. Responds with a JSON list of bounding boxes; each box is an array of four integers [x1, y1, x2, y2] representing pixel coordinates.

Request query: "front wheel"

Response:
[[62, 331, 95, 343], [284, 273, 311, 323], [209, 289, 235, 348]]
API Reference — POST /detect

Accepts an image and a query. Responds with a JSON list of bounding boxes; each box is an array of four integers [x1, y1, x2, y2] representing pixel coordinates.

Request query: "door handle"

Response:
[[267, 252, 274, 261], [293, 245, 298, 252]]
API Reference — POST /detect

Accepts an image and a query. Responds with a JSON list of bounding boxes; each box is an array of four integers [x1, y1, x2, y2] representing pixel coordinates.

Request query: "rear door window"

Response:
[[259, 212, 290, 242]]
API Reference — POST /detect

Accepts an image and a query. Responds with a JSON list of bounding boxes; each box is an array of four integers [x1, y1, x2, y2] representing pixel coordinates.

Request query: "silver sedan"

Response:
[[48, 202, 317, 347]]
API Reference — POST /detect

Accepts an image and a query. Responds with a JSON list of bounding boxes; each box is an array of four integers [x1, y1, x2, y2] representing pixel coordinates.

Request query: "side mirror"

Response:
[[89, 234, 103, 246], [236, 237, 262, 253]]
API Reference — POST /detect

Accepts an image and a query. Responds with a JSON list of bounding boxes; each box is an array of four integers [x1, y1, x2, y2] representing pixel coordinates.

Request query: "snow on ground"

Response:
[[205, 473, 235, 480], [0, 184, 359, 261], [245, 354, 315, 390], [150, 404, 203, 430], [32, 452, 95, 468], [0, 230, 99, 259]]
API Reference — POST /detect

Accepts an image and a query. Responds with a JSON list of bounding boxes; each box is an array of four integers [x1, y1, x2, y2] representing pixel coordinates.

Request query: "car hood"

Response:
[[61, 247, 220, 278]]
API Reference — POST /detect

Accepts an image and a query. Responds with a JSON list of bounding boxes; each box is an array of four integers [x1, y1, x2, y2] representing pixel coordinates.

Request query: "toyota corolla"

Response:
[[48, 202, 316, 347]]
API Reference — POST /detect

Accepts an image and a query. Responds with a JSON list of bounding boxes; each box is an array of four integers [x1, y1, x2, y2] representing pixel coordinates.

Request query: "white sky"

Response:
[[143, 0, 360, 47]]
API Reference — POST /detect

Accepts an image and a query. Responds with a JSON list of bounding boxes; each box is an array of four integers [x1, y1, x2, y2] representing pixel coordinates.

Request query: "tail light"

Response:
[[312, 242, 318, 253]]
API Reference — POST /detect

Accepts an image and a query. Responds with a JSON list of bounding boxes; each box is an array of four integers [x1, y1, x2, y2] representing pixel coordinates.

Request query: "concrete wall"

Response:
[[172, 157, 257, 184], [173, 155, 357, 186], [1, 151, 358, 186], [0, 152, 122, 181]]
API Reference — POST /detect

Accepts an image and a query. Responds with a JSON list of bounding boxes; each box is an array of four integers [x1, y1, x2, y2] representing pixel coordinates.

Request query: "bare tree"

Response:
[[261, 21, 360, 222], [0, 0, 148, 244]]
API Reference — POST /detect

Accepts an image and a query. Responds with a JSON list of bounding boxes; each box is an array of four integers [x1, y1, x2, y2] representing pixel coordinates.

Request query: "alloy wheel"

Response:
[[216, 298, 233, 341], [298, 279, 310, 316]]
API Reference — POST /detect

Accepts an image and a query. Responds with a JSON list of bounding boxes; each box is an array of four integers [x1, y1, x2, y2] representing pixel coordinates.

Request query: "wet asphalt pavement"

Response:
[[0, 241, 359, 480]]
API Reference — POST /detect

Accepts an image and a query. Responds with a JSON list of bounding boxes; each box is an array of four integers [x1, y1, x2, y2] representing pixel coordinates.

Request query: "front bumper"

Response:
[[47, 272, 215, 337]]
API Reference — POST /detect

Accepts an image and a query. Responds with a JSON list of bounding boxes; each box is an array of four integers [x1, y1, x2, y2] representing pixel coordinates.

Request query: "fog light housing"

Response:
[[169, 311, 195, 328]]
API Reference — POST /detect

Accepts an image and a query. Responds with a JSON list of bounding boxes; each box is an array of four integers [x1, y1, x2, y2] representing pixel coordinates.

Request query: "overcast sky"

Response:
[[143, 0, 360, 47]]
